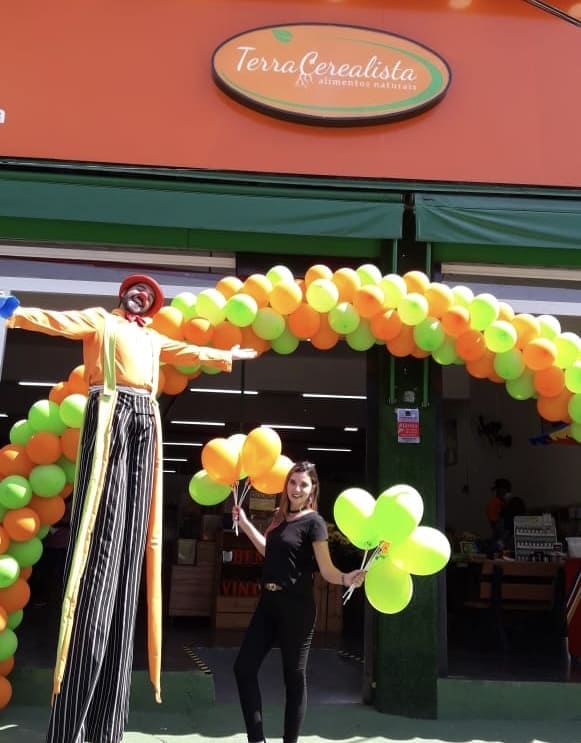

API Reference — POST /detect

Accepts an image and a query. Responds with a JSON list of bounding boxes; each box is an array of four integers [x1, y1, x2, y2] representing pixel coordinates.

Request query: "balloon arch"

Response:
[[1, 262, 581, 707]]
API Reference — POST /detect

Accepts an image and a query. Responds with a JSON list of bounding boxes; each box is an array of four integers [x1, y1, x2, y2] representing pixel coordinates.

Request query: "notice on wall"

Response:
[[396, 408, 420, 444]]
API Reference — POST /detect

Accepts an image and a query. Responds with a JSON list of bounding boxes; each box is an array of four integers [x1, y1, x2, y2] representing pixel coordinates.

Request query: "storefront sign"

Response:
[[397, 408, 421, 444], [212, 23, 451, 125]]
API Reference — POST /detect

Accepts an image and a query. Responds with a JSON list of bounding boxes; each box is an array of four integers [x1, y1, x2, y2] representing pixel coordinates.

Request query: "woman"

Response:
[[232, 461, 365, 743]]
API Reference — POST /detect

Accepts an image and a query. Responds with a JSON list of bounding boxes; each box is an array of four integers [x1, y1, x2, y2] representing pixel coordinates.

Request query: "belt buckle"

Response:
[[264, 582, 282, 592]]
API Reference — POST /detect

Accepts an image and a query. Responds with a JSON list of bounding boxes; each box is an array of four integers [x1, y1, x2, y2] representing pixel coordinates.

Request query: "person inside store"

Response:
[[486, 477, 512, 550], [231, 461, 365, 743], [3, 276, 257, 743]]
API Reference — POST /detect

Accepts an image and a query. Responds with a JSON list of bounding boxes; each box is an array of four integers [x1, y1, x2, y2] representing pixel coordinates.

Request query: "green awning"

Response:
[[415, 193, 581, 249], [0, 176, 403, 240]]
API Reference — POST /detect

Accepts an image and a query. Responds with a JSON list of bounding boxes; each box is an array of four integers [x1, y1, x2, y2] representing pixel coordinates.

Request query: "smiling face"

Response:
[[282, 462, 319, 514], [120, 282, 156, 316]]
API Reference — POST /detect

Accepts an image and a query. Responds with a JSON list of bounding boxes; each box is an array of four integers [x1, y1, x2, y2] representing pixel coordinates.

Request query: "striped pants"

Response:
[[46, 389, 156, 743]]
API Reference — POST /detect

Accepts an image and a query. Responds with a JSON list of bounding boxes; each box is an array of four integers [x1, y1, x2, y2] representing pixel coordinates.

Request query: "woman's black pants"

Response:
[[234, 590, 316, 743]]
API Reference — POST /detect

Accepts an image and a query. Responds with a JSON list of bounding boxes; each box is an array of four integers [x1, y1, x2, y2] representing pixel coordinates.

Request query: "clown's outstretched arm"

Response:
[[4, 302, 103, 340], [159, 337, 258, 372]]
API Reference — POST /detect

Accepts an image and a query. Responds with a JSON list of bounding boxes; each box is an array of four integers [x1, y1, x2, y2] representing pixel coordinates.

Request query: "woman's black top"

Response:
[[261, 512, 328, 596]]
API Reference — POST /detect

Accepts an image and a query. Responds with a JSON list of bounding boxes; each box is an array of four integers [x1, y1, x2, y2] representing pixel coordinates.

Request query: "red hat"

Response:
[[118, 274, 164, 317]]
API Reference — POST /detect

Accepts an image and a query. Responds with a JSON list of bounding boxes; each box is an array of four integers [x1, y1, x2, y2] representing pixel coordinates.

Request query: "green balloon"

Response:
[[432, 338, 458, 366], [452, 285, 474, 308], [266, 265, 294, 286], [188, 470, 231, 506], [0, 555, 20, 589], [346, 319, 376, 352], [38, 525, 50, 540], [398, 293, 428, 326], [356, 264, 382, 286], [484, 321, 517, 353], [8, 536, 43, 567], [306, 279, 339, 313], [171, 292, 198, 321], [380, 274, 406, 309], [506, 371, 536, 401], [0, 505, 6, 522], [538, 314, 561, 341], [201, 364, 222, 375], [0, 475, 32, 509], [569, 394, 581, 424], [328, 302, 360, 335], [28, 399, 67, 435], [271, 328, 300, 355], [0, 628, 18, 662], [389, 526, 451, 576], [9, 419, 33, 446], [59, 394, 87, 429], [333, 488, 380, 550], [58, 456, 77, 485], [555, 332, 581, 369], [7, 610, 23, 630], [195, 289, 226, 326], [413, 317, 445, 352], [225, 294, 258, 328], [469, 293, 499, 331], [364, 556, 413, 614], [175, 363, 201, 375], [565, 362, 581, 394], [494, 348, 525, 381], [29, 464, 67, 497], [252, 308, 286, 341], [372, 484, 424, 546]]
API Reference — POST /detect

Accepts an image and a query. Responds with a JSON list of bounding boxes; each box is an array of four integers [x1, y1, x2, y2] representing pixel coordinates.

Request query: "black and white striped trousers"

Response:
[[46, 389, 156, 743]]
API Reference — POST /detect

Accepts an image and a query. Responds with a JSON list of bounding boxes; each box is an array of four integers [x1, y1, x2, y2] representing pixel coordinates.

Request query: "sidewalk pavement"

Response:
[[3, 700, 581, 743]]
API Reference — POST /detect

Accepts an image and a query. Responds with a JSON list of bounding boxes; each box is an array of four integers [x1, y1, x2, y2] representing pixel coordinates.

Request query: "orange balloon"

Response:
[[332, 267, 361, 303], [305, 264, 333, 286], [498, 302, 515, 322], [239, 325, 271, 356], [49, 381, 72, 405], [269, 281, 303, 315], [25, 431, 62, 465], [29, 494, 66, 526], [149, 306, 184, 340], [411, 345, 431, 359], [310, 314, 339, 350], [0, 527, 10, 555], [0, 606, 7, 632], [488, 371, 505, 384], [19, 565, 33, 581], [403, 271, 430, 295], [441, 306, 470, 338], [211, 321, 243, 350], [353, 285, 384, 320], [287, 303, 320, 340], [534, 367, 565, 397], [60, 428, 80, 461], [370, 309, 402, 342], [466, 350, 495, 379], [0, 676, 12, 709], [455, 330, 487, 362], [201, 438, 241, 485], [0, 445, 33, 478], [3, 507, 40, 542], [425, 283, 454, 319], [0, 656, 15, 677], [241, 427, 282, 479], [58, 483, 74, 500], [537, 390, 572, 423], [216, 276, 243, 299], [242, 274, 272, 308], [251, 455, 294, 495], [183, 317, 214, 345], [523, 338, 557, 371], [512, 314, 541, 349], [161, 367, 189, 396], [68, 365, 89, 395], [386, 325, 416, 358], [0, 578, 31, 612]]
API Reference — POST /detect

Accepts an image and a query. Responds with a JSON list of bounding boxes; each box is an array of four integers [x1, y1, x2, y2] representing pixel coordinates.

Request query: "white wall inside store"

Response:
[[443, 367, 581, 539]]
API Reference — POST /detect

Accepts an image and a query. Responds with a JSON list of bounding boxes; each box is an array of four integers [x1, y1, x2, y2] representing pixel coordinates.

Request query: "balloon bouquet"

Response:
[[188, 426, 293, 534], [334, 484, 450, 613]]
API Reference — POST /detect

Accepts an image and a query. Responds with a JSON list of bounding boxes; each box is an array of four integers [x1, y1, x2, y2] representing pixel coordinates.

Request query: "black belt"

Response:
[[262, 582, 283, 592]]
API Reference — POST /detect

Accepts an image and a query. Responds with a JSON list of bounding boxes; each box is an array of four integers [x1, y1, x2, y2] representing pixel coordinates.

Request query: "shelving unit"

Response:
[[514, 514, 558, 561]]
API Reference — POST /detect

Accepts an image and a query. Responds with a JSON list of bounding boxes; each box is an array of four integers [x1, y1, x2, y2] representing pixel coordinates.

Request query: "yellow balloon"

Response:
[[241, 427, 282, 478], [364, 556, 413, 614]]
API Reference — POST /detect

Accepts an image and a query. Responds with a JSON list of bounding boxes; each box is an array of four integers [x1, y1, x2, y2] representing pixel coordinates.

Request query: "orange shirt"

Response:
[[486, 495, 504, 524], [7, 306, 232, 389]]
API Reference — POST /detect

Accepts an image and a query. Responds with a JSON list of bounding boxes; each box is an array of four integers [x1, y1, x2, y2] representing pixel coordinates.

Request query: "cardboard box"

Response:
[[177, 538, 196, 565]]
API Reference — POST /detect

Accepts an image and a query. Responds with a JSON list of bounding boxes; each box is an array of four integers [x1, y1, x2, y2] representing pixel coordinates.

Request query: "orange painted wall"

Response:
[[0, 0, 580, 187]]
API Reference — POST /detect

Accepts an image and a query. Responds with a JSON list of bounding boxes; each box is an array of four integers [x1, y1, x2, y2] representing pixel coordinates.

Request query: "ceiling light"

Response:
[[170, 420, 225, 426], [308, 447, 352, 453], [344, 427, 359, 432], [163, 441, 203, 447], [302, 393, 366, 400], [163, 457, 188, 462], [163, 469, 177, 474], [189, 387, 259, 395], [0, 413, 7, 418], [263, 424, 316, 430], [18, 381, 58, 387]]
